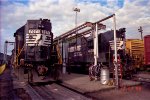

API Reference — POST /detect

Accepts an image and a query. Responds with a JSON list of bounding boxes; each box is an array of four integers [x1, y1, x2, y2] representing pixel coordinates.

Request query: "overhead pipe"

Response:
[[54, 14, 114, 42]]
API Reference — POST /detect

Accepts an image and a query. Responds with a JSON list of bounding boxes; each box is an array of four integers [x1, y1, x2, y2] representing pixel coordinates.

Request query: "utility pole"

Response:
[[138, 26, 143, 40], [73, 7, 80, 57]]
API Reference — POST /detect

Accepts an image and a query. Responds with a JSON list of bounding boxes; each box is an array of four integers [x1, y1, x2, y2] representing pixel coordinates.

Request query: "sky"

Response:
[[0, 0, 150, 55]]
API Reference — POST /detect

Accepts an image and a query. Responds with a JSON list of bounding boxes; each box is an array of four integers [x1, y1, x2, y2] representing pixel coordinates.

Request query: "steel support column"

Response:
[[94, 23, 98, 66], [113, 14, 119, 89]]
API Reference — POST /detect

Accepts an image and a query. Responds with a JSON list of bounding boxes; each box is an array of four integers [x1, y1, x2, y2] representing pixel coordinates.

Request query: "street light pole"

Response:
[[73, 7, 80, 57], [73, 8, 80, 28]]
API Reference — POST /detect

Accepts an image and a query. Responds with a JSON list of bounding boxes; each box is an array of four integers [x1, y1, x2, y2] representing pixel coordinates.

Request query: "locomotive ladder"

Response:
[[16, 43, 26, 66]]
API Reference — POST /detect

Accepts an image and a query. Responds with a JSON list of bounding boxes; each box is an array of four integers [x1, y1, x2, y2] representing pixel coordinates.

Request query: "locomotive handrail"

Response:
[[17, 43, 25, 58], [16, 43, 26, 66]]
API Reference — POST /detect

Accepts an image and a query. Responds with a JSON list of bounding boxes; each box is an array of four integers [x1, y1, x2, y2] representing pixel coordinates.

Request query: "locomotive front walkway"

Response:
[[60, 73, 141, 94]]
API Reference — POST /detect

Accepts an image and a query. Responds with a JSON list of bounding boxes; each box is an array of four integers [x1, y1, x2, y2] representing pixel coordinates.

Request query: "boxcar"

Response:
[[144, 35, 150, 66]]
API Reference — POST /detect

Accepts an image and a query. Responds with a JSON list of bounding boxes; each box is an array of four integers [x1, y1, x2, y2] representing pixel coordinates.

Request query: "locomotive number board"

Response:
[[26, 29, 52, 46]]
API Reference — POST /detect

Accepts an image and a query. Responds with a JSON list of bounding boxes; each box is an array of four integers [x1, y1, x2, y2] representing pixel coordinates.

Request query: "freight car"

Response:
[[125, 35, 150, 71], [13, 18, 62, 83], [144, 35, 150, 70], [125, 39, 144, 71]]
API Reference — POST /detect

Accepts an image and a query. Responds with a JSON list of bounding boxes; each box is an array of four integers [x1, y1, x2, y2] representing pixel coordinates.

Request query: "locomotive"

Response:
[[13, 18, 61, 83], [65, 28, 127, 75]]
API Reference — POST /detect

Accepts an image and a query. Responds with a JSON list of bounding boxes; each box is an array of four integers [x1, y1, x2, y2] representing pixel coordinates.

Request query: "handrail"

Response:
[[16, 43, 26, 66]]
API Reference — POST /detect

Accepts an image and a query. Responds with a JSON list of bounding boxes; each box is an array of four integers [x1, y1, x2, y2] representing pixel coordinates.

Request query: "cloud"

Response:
[[116, 0, 150, 39], [0, 0, 150, 54], [107, 0, 118, 8]]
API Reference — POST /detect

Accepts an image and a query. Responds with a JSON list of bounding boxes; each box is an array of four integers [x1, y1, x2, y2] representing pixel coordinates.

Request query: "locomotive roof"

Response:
[[14, 25, 25, 37], [13, 18, 52, 37]]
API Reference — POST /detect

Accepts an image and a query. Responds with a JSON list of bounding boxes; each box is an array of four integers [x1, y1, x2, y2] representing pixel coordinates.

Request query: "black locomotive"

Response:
[[13, 19, 61, 82], [66, 28, 126, 74]]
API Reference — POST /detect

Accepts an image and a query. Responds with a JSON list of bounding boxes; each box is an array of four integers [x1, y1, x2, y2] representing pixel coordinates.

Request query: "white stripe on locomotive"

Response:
[[26, 32, 51, 46]]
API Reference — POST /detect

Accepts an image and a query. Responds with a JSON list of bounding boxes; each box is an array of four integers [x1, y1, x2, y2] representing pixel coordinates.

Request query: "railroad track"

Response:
[[32, 86, 55, 100], [31, 83, 92, 100], [132, 76, 150, 83]]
